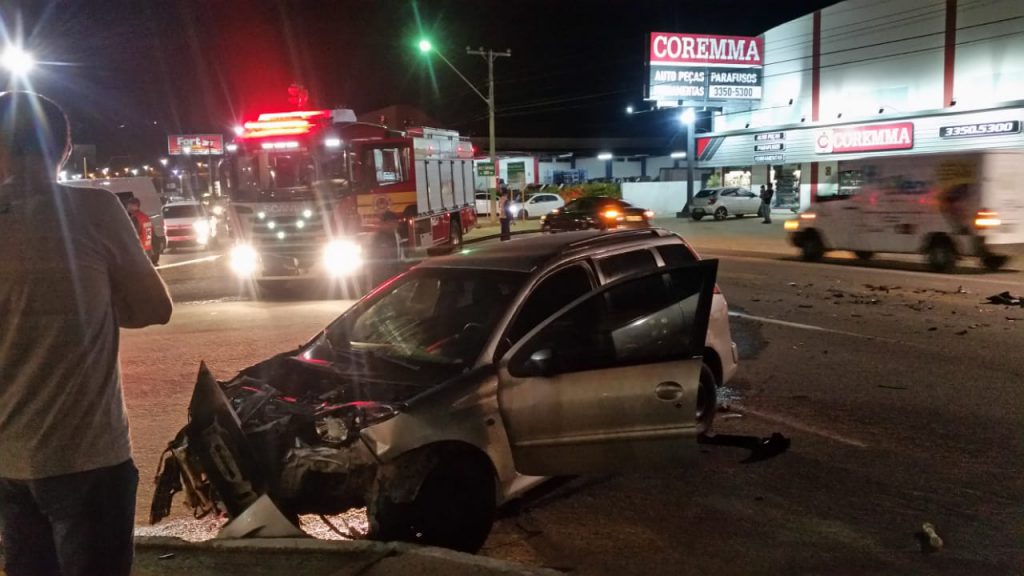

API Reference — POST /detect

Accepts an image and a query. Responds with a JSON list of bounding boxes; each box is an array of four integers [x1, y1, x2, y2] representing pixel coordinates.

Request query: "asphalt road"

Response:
[[126, 218, 1023, 575]]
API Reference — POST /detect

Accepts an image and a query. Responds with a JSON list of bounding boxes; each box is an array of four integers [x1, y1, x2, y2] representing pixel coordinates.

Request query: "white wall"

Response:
[[954, 0, 1024, 108], [622, 182, 689, 216], [612, 159, 643, 179], [646, 156, 677, 178], [575, 158, 606, 180]]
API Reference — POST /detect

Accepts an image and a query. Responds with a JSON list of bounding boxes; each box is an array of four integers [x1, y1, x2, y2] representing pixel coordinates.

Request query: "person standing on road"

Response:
[[498, 187, 512, 241], [367, 210, 403, 287], [761, 183, 775, 224], [0, 91, 173, 576]]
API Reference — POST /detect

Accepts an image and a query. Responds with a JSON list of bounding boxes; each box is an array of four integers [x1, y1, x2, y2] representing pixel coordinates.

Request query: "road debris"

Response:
[[864, 284, 900, 292], [919, 522, 944, 552], [986, 291, 1024, 306], [878, 384, 907, 390], [955, 329, 968, 335], [798, 304, 814, 309]]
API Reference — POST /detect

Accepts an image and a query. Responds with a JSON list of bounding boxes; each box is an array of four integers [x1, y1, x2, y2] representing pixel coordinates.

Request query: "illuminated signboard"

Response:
[[814, 122, 914, 154], [939, 120, 1020, 138], [646, 32, 764, 105], [168, 134, 225, 156]]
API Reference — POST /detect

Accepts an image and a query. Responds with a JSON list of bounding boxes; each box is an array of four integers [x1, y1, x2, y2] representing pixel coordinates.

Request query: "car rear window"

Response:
[[597, 249, 658, 282], [695, 189, 717, 198], [657, 244, 699, 266]]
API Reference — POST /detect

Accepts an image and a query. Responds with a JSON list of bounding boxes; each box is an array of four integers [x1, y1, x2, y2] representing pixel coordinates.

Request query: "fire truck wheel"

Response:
[[449, 219, 463, 247]]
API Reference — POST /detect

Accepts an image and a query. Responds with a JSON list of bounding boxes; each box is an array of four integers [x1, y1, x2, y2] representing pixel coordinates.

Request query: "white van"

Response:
[[63, 177, 167, 263], [786, 151, 1024, 272]]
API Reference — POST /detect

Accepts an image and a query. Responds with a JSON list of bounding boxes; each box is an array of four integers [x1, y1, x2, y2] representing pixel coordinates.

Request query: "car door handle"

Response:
[[655, 381, 684, 401]]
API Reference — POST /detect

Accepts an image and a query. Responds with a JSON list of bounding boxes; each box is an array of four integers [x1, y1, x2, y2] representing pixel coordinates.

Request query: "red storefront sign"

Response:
[[649, 32, 764, 66], [814, 122, 914, 154], [167, 134, 224, 155]]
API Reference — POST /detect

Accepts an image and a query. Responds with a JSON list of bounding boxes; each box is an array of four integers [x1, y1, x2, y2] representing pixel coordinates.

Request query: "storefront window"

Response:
[[770, 165, 801, 210], [722, 167, 751, 188]]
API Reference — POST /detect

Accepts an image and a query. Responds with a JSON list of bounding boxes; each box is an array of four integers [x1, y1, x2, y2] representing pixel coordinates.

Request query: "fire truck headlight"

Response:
[[229, 244, 260, 277], [192, 220, 211, 245], [323, 239, 363, 277]]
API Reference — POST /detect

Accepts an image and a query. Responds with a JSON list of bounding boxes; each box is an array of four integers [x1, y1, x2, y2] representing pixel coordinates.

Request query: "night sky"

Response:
[[3, 0, 834, 165]]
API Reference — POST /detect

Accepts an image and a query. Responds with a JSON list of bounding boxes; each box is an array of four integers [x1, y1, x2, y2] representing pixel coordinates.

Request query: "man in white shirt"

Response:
[[0, 91, 172, 576]]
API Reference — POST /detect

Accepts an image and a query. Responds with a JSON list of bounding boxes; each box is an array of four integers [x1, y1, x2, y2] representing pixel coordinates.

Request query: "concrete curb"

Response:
[[132, 536, 561, 576]]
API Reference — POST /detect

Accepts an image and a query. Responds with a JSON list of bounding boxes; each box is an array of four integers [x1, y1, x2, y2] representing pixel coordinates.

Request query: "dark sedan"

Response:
[[540, 196, 653, 232]]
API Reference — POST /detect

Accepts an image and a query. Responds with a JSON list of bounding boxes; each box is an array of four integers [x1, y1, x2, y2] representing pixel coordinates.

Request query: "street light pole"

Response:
[[467, 47, 511, 223], [680, 108, 697, 216]]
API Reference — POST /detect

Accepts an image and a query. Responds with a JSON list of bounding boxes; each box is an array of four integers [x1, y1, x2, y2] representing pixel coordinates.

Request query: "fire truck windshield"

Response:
[[228, 146, 349, 202]]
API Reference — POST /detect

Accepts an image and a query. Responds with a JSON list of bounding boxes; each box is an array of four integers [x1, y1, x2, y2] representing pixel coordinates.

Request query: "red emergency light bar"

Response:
[[238, 109, 331, 140]]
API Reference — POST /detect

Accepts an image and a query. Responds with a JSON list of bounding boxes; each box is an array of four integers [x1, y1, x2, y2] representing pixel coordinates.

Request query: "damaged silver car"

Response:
[[151, 229, 719, 552]]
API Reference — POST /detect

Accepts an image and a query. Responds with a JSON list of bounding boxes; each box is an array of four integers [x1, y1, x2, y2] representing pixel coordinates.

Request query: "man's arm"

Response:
[[96, 192, 173, 328]]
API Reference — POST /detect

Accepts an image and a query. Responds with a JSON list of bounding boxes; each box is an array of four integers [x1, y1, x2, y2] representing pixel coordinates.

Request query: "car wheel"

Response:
[[981, 254, 1008, 271], [800, 230, 825, 262], [370, 449, 496, 553], [697, 363, 717, 437], [542, 223, 553, 233], [691, 214, 704, 221], [854, 250, 874, 260], [713, 207, 728, 221], [925, 236, 956, 273]]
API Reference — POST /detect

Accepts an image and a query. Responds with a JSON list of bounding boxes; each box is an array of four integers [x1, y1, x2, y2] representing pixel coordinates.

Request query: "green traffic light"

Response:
[[418, 39, 432, 53]]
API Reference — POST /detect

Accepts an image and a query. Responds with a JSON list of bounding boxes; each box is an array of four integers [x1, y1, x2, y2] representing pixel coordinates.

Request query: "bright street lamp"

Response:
[[418, 39, 432, 53], [625, 105, 634, 114], [1, 45, 34, 77]]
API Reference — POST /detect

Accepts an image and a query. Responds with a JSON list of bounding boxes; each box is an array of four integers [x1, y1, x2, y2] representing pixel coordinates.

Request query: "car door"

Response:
[[738, 188, 760, 213], [497, 260, 718, 476]]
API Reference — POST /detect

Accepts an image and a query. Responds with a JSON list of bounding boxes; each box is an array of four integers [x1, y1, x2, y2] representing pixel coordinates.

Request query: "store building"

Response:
[[693, 0, 1024, 212]]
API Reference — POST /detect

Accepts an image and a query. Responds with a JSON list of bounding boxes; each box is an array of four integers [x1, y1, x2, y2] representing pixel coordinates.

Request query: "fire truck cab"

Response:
[[222, 108, 477, 288]]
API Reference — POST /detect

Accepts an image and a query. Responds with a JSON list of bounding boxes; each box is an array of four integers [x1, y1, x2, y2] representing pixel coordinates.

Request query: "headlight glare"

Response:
[[323, 239, 363, 277], [229, 244, 260, 277]]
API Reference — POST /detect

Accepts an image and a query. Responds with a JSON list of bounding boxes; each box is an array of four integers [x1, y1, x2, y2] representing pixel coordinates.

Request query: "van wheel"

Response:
[[370, 449, 496, 553], [926, 236, 956, 273], [713, 207, 728, 221], [854, 251, 874, 261], [981, 254, 1008, 271], [800, 231, 825, 262]]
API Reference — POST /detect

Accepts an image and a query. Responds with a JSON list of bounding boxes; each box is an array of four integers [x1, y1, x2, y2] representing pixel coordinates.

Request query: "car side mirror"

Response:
[[525, 348, 556, 377]]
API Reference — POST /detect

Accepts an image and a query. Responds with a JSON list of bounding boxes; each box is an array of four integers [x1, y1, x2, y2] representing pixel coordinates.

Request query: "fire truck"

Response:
[[221, 107, 477, 290]]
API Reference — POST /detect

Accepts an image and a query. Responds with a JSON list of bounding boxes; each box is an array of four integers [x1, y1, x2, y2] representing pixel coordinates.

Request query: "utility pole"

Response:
[[466, 47, 511, 223]]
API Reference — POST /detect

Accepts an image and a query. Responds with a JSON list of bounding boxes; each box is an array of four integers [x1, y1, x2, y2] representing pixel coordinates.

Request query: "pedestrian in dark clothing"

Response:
[[368, 211, 403, 286], [761, 183, 775, 223], [0, 91, 173, 576], [498, 188, 512, 241], [757, 185, 767, 219]]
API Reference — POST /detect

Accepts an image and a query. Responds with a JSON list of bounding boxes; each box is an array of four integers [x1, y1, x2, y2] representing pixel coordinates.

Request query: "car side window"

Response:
[[721, 189, 736, 197], [509, 267, 709, 377], [657, 244, 698, 267], [504, 264, 594, 351], [597, 249, 657, 283]]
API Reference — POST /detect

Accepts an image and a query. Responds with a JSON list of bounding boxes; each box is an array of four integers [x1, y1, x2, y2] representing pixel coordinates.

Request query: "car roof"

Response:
[[417, 228, 681, 273]]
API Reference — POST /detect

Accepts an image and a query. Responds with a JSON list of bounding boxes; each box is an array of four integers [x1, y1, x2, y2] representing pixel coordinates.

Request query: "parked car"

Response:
[[474, 191, 493, 216], [540, 196, 653, 232], [690, 187, 762, 221], [162, 201, 216, 251], [151, 229, 736, 554], [512, 192, 565, 219]]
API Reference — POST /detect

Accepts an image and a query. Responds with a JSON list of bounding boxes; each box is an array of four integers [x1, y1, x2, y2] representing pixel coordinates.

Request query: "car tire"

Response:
[[925, 236, 956, 273], [713, 207, 728, 221], [370, 449, 496, 553], [691, 214, 704, 222], [800, 230, 825, 262], [854, 250, 874, 260], [542, 223, 553, 233], [697, 363, 717, 437], [981, 254, 1008, 271]]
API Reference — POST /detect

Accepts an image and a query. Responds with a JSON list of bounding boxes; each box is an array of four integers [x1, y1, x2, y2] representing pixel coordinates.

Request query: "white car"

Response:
[[475, 192, 493, 216], [513, 192, 565, 219], [690, 187, 763, 221], [162, 201, 215, 251]]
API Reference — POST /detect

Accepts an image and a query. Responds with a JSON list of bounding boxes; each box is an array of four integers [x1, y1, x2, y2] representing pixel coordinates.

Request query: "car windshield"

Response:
[[162, 205, 202, 218], [324, 268, 527, 368], [696, 189, 718, 198]]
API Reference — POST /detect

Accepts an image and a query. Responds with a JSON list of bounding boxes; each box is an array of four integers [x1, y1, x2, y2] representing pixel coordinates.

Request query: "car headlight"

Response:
[[323, 239, 363, 277], [229, 244, 260, 276]]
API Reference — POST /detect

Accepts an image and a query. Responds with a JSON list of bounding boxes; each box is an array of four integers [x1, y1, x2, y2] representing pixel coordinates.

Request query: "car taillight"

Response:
[[643, 210, 655, 218], [603, 209, 620, 219], [975, 210, 1001, 228]]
